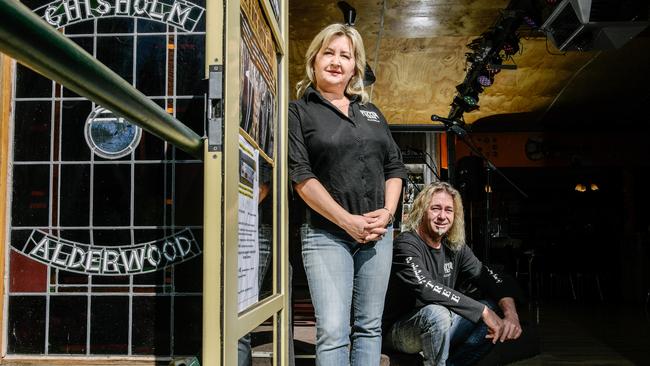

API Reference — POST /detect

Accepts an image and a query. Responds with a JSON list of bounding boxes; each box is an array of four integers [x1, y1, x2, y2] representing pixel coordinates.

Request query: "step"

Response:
[[250, 321, 423, 366]]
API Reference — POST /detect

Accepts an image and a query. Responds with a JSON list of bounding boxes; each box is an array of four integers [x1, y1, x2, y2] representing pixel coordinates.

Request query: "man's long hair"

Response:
[[403, 181, 466, 251], [295, 23, 369, 104]]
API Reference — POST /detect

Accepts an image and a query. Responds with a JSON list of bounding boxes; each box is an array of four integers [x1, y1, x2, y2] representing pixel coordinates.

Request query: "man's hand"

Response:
[[500, 312, 522, 342], [498, 297, 522, 342], [481, 306, 504, 344]]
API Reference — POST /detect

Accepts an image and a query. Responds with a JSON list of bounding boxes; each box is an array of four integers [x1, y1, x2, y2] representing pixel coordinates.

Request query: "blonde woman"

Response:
[[288, 23, 406, 365]]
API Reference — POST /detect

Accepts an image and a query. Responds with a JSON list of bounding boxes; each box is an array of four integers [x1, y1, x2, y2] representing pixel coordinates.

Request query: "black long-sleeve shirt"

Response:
[[383, 231, 519, 330], [288, 87, 407, 235]]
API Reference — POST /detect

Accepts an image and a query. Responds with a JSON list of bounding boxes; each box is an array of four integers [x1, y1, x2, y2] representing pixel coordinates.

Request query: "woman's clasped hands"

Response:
[[342, 208, 392, 244]]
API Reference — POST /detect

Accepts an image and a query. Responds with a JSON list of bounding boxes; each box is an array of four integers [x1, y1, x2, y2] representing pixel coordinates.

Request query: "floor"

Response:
[[509, 300, 650, 366], [251, 299, 650, 365]]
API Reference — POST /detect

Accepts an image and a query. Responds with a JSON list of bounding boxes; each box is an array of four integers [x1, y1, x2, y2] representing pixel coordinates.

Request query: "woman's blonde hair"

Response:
[[403, 182, 466, 251], [295, 23, 369, 104]]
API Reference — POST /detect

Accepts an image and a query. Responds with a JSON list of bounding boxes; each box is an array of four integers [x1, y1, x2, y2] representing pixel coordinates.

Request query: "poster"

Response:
[[240, 15, 275, 159], [238, 135, 260, 311]]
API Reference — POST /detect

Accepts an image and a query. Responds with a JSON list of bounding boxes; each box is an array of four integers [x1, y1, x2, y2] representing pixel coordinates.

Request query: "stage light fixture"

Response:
[[453, 95, 479, 113], [463, 95, 478, 106], [486, 54, 503, 75], [478, 75, 493, 87]]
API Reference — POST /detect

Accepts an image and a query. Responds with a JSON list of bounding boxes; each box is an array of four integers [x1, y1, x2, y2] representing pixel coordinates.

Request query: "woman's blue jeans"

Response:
[[301, 224, 393, 366]]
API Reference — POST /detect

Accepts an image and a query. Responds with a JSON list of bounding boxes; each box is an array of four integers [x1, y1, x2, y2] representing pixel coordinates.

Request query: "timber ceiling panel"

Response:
[[289, 0, 650, 130]]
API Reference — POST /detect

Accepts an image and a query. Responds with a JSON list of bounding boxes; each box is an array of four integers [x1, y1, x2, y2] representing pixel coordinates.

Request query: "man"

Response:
[[383, 182, 522, 366]]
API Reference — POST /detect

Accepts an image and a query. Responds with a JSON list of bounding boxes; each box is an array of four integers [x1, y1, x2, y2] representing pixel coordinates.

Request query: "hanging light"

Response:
[[478, 75, 493, 86], [574, 183, 587, 192], [590, 183, 599, 191]]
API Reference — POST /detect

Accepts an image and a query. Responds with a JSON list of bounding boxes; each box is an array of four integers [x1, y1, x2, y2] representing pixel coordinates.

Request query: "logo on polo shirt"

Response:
[[360, 110, 381, 123], [444, 261, 453, 277]]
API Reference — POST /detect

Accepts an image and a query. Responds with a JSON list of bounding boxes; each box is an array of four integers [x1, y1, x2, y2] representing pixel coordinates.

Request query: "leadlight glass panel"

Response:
[[48, 296, 88, 354], [7, 4, 206, 357], [135, 98, 167, 160], [133, 164, 167, 226], [7, 296, 46, 354], [136, 36, 167, 96], [132, 296, 171, 355], [89, 296, 129, 354], [137, 18, 166, 34], [96, 36, 134, 82], [172, 296, 202, 355], [63, 38, 94, 98], [13, 101, 51, 161], [92, 164, 131, 226], [59, 165, 91, 227], [11, 164, 50, 226], [64, 20, 94, 35], [9, 249, 47, 293], [176, 35, 204, 97], [15, 65, 51, 98], [97, 17, 135, 34], [60, 100, 93, 161]]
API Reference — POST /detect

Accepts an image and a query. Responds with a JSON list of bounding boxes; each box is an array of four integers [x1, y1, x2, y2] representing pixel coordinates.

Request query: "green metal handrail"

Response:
[[0, 0, 203, 159]]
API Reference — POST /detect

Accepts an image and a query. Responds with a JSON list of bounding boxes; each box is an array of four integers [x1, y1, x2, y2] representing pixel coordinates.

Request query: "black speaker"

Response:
[[540, 0, 649, 51], [456, 156, 484, 202]]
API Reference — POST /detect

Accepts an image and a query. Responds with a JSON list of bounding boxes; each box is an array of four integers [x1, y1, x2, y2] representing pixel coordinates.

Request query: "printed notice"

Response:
[[238, 135, 260, 312]]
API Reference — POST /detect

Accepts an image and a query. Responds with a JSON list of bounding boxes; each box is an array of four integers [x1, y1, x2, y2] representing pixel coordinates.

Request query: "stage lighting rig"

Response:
[[447, 8, 524, 123]]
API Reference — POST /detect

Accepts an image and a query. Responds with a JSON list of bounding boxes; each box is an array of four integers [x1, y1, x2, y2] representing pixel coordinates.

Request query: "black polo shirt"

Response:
[[288, 86, 407, 236]]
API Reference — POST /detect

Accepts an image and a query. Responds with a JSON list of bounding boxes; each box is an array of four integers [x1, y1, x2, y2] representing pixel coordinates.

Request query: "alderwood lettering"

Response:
[[17, 228, 201, 275]]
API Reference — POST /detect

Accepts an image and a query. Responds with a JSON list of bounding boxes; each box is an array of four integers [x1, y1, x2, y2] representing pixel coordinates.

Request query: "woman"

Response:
[[288, 23, 407, 365]]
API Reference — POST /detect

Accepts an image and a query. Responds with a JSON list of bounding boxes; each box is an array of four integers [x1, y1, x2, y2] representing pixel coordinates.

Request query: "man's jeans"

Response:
[[301, 224, 393, 366], [384, 301, 494, 366]]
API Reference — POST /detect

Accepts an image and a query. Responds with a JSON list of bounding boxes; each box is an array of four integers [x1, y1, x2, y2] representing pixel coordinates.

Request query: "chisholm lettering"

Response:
[[16, 228, 201, 276], [34, 0, 205, 32]]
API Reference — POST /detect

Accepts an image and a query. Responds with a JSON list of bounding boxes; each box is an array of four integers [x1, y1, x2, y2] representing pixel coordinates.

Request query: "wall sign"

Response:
[[13, 228, 201, 276], [33, 0, 206, 32]]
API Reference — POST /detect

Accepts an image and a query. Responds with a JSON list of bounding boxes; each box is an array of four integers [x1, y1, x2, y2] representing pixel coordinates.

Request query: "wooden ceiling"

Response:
[[288, 0, 650, 130]]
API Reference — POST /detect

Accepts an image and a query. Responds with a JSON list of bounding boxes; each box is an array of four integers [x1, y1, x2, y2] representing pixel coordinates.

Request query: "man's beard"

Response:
[[431, 225, 448, 237], [425, 221, 449, 241]]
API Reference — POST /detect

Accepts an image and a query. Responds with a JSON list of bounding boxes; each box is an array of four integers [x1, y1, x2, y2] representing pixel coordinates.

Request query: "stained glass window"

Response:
[[7, 2, 206, 358]]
